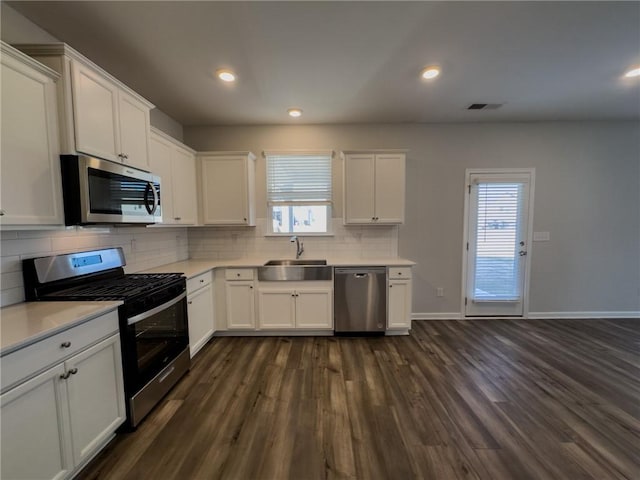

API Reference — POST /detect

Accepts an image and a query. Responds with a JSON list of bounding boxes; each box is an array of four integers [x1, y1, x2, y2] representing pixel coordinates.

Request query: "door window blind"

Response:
[[266, 153, 332, 205], [473, 182, 524, 301]]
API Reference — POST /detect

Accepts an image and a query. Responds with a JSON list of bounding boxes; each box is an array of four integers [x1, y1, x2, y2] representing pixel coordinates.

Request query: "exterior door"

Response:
[[464, 170, 534, 316]]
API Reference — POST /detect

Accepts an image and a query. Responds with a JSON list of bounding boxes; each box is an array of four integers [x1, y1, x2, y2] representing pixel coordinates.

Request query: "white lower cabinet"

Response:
[[1, 364, 73, 480], [65, 335, 125, 466], [226, 282, 256, 329], [388, 268, 413, 330], [0, 313, 125, 480], [258, 283, 333, 330], [225, 272, 256, 330], [187, 271, 214, 357]]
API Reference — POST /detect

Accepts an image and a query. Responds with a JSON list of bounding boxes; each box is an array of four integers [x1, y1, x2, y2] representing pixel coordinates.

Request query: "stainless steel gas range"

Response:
[[23, 247, 190, 429]]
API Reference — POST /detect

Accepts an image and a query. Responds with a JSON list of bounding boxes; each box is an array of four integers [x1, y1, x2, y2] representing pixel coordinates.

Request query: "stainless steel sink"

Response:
[[258, 259, 332, 281], [264, 259, 327, 266]]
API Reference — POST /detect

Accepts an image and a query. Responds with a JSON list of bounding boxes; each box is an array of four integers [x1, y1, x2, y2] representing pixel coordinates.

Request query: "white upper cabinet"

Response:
[[0, 42, 63, 227], [343, 150, 406, 224], [71, 61, 120, 163], [116, 90, 151, 171], [17, 43, 154, 172], [198, 152, 256, 226], [150, 128, 197, 225]]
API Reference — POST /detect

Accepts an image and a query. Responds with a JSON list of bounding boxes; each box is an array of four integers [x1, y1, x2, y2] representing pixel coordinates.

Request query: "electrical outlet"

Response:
[[436, 287, 444, 297]]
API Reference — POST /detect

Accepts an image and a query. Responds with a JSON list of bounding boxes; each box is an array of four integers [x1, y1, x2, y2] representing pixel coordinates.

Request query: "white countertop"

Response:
[[0, 301, 122, 356], [143, 257, 416, 278]]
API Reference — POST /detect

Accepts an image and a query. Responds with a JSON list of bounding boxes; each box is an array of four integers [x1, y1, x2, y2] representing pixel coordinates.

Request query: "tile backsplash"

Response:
[[1, 219, 397, 307], [189, 218, 398, 260], [1, 226, 189, 307]]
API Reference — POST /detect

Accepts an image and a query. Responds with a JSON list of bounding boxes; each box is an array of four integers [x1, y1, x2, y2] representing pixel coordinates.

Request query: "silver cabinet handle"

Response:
[[519, 251, 528, 256], [60, 341, 71, 348]]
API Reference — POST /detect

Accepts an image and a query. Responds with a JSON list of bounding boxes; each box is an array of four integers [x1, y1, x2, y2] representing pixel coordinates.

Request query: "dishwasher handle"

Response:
[[354, 273, 368, 278]]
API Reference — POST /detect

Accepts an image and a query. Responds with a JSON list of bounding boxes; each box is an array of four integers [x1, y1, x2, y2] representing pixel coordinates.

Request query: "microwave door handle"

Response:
[[144, 182, 159, 215]]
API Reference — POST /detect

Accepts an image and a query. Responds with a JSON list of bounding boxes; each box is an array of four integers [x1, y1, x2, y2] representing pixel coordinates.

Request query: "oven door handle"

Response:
[[127, 292, 186, 325]]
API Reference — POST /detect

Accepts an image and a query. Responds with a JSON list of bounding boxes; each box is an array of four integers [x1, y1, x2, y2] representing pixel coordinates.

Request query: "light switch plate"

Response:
[[533, 231, 550, 242]]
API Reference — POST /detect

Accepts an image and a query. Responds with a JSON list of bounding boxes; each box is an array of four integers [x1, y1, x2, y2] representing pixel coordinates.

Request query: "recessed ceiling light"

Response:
[[287, 108, 302, 118], [421, 66, 440, 80], [216, 69, 236, 82], [624, 66, 640, 78]]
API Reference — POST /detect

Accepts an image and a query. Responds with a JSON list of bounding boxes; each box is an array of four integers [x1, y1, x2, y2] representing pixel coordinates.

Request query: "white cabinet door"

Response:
[[187, 283, 214, 357], [118, 90, 150, 171], [295, 288, 333, 329], [258, 289, 296, 329], [374, 154, 405, 224], [172, 147, 198, 225], [343, 152, 406, 225], [200, 154, 254, 225], [65, 334, 125, 466], [71, 61, 119, 162], [1, 364, 73, 480], [388, 279, 412, 329], [0, 49, 63, 226], [226, 282, 256, 329], [149, 134, 175, 224], [344, 153, 375, 224]]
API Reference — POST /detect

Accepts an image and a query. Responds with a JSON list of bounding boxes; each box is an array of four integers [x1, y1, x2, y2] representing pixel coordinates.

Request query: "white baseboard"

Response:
[[527, 311, 640, 319], [412, 312, 463, 320], [411, 311, 640, 321]]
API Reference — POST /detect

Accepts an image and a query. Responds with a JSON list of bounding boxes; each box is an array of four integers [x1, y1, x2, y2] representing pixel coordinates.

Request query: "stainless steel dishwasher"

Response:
[[334, 267, 387, 334]]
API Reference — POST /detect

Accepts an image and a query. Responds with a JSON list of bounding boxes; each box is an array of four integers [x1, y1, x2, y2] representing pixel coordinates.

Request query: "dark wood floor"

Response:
[[79, 319, 640, 480]]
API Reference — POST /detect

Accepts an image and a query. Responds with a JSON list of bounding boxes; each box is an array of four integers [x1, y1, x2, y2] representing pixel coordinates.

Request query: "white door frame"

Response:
[[461, 168, 536, 318]]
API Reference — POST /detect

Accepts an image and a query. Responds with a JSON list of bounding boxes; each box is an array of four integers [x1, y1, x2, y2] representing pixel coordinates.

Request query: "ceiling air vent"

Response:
[[467, 103, 503, 110]]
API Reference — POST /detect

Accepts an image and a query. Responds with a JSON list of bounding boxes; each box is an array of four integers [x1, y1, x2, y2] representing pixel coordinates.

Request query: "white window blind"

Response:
[[473, 182, 524, 301], [266, 153, 332, 205]]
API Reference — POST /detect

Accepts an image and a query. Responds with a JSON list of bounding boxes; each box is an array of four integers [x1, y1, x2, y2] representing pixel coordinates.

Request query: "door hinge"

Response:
[[466, 242, 469, 251], [465, 297, 468, 306], [468, 185, 471, 194]]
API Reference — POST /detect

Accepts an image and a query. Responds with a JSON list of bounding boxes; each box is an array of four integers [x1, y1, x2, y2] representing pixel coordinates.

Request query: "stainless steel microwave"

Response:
[[60, 155, 162, 225]]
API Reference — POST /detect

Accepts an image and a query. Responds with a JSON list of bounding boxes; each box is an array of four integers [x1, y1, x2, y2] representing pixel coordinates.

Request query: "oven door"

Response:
[[124, 292, 188, 392]]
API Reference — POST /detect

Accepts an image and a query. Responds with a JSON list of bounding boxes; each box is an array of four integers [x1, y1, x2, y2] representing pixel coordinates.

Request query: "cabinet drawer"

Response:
[[187, 270, 212, 293], [225, 268, 254, 281], [389, 267, 412, 279], [1, 309, 119, 393]]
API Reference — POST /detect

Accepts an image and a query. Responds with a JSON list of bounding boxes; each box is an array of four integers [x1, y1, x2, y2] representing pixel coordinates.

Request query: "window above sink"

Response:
[[265, 151, 333, 235]]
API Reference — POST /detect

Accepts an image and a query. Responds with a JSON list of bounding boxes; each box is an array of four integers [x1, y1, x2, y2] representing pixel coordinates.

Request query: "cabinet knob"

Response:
[[200, 279, 204, 283], [243, 218, 247, 222], [0, 209, 5, 216], [237, 273, 240, 277], [60, 341, 71, 348], [249, 286, 253, 289], [175, 217, 181, 221], [188, 301, 193, 305], [389, 285, 393, 288]]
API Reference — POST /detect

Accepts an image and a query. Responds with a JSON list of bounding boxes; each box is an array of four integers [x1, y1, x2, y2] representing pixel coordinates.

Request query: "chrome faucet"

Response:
[[290, 235, 304, 259]]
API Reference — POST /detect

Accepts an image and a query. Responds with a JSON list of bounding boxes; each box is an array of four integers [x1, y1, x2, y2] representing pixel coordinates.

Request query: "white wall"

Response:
[[185, 122, 640, 317]]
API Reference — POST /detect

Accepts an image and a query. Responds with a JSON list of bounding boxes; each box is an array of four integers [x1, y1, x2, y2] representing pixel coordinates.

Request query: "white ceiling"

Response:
[[7, 1, 640, 126]]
